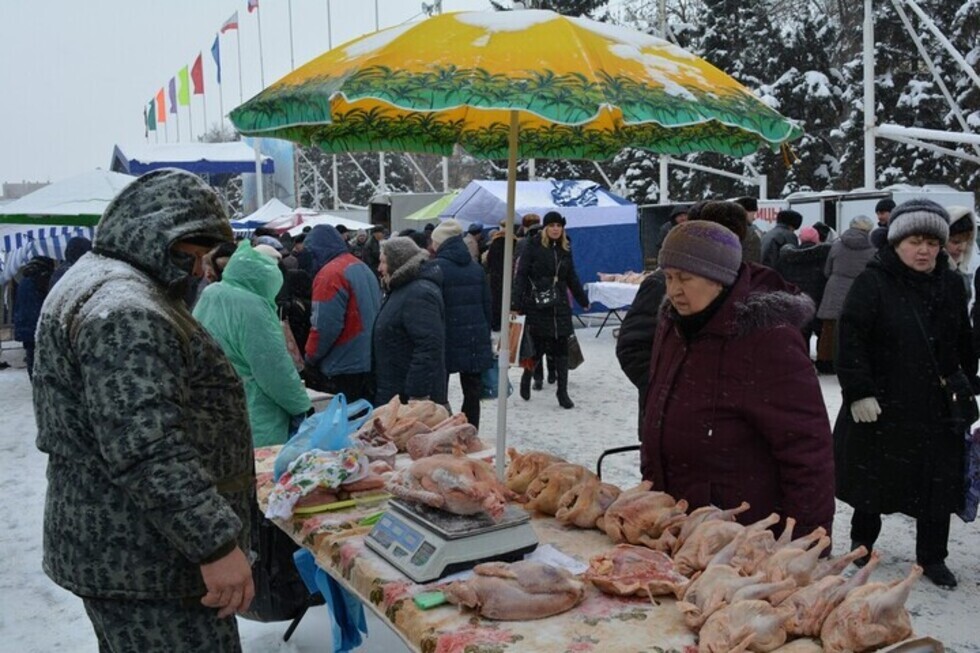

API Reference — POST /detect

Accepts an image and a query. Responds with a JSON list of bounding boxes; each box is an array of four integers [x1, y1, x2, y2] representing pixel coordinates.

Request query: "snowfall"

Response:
[[2, 323, 978, 652]]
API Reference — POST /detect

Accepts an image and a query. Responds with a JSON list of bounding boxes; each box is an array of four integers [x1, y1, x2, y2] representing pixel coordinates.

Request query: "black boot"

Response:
[[922, 562, 957, 589], [520, 369, 532, 401], [532, 360, 543, 391], [555, 357, 574, 409], [547, 355, 557, 384]]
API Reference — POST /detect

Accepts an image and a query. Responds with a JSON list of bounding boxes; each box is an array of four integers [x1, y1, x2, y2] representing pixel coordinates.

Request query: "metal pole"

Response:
[[863, 0, 875, 190], [659, 159, 669, 204], [442, 157, 449, 191], [288, 0, 295, 71], [257, 4, 266, 89], [326, 0, 333, 48], [254, 139, 265, 207], [236, 29, 245, 104], [528, 158, 535, 180], [495, 110, 519, 481], [332, 155, 339, 209]]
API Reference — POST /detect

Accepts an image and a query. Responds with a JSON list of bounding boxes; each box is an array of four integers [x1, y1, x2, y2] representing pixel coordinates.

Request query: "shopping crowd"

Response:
[[11, 168, 978, 651]]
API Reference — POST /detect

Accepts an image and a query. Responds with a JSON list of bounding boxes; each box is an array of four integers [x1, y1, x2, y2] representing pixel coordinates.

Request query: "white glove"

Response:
[[850, 397, 881, 423]]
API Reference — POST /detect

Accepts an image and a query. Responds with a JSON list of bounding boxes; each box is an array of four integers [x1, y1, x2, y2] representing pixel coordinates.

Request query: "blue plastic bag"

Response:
[[274, 393, 372, 480], [481, 358, 512, 399]]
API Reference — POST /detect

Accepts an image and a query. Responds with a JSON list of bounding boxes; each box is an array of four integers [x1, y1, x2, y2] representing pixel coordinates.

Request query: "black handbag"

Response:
[[908, 303, 979, 428], [531, 285, 559, 308]]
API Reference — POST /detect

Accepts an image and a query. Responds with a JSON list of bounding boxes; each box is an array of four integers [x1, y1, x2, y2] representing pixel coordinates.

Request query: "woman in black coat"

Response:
[[835, 200, 975, 589], [373, 237, 447, 406], [512, 211, 589, 408]]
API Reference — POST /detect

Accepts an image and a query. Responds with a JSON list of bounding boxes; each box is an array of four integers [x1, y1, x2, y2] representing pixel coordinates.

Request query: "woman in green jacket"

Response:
[[194, 241, 312, 446]]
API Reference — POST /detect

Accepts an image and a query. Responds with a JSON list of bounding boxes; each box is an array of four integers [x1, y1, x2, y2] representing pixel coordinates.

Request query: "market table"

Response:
[[584, 282, 640, 337], [254, 445, 720, 653]]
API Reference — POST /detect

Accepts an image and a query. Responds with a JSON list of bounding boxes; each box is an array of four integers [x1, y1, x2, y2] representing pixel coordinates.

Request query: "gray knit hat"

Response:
[[381, 236, 424, 273], [886, 198, 950, 245], [431, 219, 464, 248], [659, 221, 742, 286]]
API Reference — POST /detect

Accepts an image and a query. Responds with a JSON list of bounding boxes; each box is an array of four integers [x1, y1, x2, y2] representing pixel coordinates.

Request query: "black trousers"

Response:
[[303, 369, 374, 404], [447, 372, 484, 429], [851, 509, 951, 565]]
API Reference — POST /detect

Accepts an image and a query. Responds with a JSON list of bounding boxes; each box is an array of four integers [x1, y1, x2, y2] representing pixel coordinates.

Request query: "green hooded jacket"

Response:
[[33, 169, 254, 600], [194, 241, 312, 446]]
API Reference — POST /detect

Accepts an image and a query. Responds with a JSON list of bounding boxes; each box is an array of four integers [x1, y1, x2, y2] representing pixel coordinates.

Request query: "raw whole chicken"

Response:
[[405, 421, 485, 459], [597, 482, 688, 549], [354, 397, 451, 452], [442, 561, 585, 620], [708, 527, 777, 575], [674, 513, 778, 577], [782, 550, 878, 637], [385, 452, 515, 521], [757, 535, 831, 602], [524, 463, 596, 515], [698, 599, 793, 653], [675, 564, 794, 630], [810, 545, 876, 583], [585, 544, 689, 598], [505, 449, 566, 494], [555, 478, 621, 529], [671, 502, 751, 555], [820, 565, 922, 653]]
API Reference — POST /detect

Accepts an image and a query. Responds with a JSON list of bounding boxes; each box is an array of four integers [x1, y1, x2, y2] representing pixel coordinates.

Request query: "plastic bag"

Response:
[[481, 358, 513, 399], [274, 393, 372, 481], [957, 426, 980, 523]]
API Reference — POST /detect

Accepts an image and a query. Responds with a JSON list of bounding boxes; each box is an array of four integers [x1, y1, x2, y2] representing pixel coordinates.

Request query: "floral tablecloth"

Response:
[[255, 446, 823, 653]]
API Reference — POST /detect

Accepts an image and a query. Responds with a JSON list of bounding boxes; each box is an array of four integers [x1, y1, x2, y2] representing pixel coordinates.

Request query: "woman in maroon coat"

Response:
[[640, 221, 835, 538]]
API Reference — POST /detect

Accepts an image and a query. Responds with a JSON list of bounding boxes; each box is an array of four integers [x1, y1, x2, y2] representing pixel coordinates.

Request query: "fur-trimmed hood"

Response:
[[660, 262, 812, 338]]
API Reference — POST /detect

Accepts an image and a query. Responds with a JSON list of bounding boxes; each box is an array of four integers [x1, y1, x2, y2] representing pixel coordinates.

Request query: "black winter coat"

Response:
[[616, 270, 666, 395], [512, 237, 589, 340], [761, 224, 799, 267], [834, 247, 974, 519], [774, 243, 831, 309], [373, 254, 447, 405], [431, 235, 493, 374]]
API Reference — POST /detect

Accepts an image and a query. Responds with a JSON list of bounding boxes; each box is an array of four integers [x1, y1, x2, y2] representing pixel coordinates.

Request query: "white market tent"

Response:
[[231, 198, 373, 237]]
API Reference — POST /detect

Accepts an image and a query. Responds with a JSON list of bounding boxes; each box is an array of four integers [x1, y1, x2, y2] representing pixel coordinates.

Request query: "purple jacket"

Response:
[[640, 264, 835, 538]]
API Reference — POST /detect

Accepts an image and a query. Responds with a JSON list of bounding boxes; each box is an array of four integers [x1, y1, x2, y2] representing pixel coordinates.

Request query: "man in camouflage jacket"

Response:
[[33, 169, 255, 652]]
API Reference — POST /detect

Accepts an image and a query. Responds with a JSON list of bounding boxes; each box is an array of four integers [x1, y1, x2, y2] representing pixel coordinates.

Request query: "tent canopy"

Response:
[[441, 180, 640, 303], [231, 198, 373, 237], [0, 170, 135, 227], [111, 143, 274, 176]]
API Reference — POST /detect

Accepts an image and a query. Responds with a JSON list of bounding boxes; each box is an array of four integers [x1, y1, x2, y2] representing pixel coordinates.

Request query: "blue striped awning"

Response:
[[1, 227, 94, 285]]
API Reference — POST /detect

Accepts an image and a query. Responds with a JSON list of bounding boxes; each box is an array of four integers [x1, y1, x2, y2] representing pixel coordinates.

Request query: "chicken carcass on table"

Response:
[[597, 482, 688, 549], [405, 416, 485, 460], [355, 397, 451, 452], [505, 448, 566, 494], [674, 513, 779, 577], [585, 544, 689, 599], [675, 564, 793, 630], [555, 478, 621, 529], [820, 564, 923, 653], [442, 561, 585, 620], [385, 452, 515, 521], [671, 502, 751, 555], [782, 550, 878, 638], [698, 599, 793, 653], [524, 463, 596, 515], [757, 535, 830, 603]]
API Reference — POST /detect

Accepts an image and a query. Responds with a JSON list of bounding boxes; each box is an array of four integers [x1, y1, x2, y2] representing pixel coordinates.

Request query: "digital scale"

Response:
[[366, 499, 538, 583]]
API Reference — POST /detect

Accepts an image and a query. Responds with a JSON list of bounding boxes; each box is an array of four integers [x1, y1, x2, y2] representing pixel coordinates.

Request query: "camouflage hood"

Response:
[[93, 168, 232, 287]]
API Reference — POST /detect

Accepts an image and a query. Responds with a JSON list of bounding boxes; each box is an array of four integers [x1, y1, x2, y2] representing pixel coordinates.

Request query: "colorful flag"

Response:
[[178, 66, 191, 106], [156, 88, 167, 123], [144, 105, 151, 135], [247, 0, 258, 13], [220, 11, 238, 32], [211, 36, 221, 84], [168, 78, 177, 113], [191, 54, 204, 94]]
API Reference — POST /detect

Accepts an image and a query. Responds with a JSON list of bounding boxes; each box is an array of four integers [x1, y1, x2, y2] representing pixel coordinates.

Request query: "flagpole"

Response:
[[236, 28, 244, 104], [256, 5, 266, 90], [288, 0, 295, 71], [175, 108, 181, 143], [188, 101, 194, 141], [214, 34, 225, 128], [201, 86, 208, 138]]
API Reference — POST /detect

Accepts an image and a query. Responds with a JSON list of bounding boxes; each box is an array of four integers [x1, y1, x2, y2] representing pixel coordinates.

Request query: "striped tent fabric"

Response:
[[1, 226, 95, 285]]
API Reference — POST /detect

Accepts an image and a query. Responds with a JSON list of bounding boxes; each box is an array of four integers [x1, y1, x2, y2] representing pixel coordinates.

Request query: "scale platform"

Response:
[[366, 499, 538, 583]]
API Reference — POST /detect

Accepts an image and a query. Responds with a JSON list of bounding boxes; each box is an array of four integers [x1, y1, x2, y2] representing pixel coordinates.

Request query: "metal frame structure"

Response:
[[865, 0, 980, 188]]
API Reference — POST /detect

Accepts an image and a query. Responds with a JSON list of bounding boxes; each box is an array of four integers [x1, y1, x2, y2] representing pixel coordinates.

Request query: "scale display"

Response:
[[366, 500, 538, 583]]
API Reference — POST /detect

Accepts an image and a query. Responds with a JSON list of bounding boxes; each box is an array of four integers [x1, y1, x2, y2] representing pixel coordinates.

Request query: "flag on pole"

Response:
[[178, 66, 191, 106], [191, 54, 204, 94], [156, 88, 167, 122], [220, 11, 239, 32], [148, 100, 157, 130], [211, 36, 221, 84], [168, 78, 177, 113], [144, 105, 150, 136], [247, 0, 259, 13]]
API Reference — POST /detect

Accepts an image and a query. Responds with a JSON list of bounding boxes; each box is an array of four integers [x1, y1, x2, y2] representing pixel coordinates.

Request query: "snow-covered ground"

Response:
[[2, 325, 978, 651]]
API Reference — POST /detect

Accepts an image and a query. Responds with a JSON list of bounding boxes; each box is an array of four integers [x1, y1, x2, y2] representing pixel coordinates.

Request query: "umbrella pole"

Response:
[[495, 110, 519, 481]]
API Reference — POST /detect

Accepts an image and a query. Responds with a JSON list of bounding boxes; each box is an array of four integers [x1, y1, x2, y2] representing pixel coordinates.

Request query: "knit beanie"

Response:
[[543, 211, 566, 227], [886, 198, 950, 245], [875, 198, 896, 214], [659, 221, 742, 286], [430, 219, 464, 248], [798, 226, 820, 244], [381, 236, 424, 273]]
